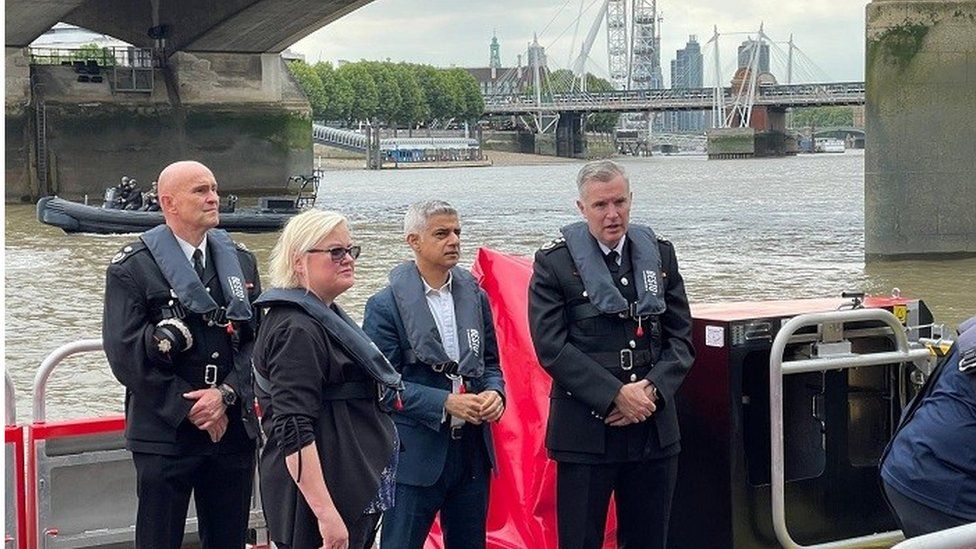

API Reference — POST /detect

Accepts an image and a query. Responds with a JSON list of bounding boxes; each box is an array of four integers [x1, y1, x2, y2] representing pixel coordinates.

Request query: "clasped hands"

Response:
[[183, 388, 228, 442], [445, 390, 505, 424], [606, 379, 658, 427]]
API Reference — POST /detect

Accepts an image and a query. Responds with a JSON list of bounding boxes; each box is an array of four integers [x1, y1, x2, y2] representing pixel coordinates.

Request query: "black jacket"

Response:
[[528, 232, 694, 463], [102, 239, 260, 455]]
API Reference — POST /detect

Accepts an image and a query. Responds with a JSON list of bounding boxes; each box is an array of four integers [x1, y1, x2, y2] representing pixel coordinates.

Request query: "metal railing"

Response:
[[482, 81, 865, 114], [768, 309, 934, 549], [28, 47, 154, 69], [32, 340, 104, 423], [891, 522, 976, 549], [28, 339, 266, 548]]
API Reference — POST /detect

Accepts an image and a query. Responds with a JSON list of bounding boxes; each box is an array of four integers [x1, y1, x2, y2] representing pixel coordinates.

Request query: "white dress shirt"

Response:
[[423, 272, 464, 427], [597, 234, 626, 266], [175, 234, 208, 271]]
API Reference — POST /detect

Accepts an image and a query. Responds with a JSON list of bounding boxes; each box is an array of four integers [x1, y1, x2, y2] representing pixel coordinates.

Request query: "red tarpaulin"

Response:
[[422, 248, 616, 549]]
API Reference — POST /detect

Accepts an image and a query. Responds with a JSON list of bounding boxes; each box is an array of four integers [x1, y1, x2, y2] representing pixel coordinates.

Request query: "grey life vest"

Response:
[[141, 225, 252, 321], [388, 262, 486, 378], [560, 221, 666, 316], [254, 288, 403, 391]]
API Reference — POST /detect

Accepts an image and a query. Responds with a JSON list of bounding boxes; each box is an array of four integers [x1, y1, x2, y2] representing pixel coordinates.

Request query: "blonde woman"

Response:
[[253, 209, 402, 549]]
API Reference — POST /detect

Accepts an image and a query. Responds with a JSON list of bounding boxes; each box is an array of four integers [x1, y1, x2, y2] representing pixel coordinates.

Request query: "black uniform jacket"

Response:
[[254, 304, 397, 547], [102, 239, 260, 455], [528, 233, 694, 463]]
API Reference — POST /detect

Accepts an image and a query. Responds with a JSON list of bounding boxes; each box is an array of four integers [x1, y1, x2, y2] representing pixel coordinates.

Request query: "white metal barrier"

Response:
[[891, 522, 976, 549], [769, 309, 933, 549], [29, 339, 266, 548]]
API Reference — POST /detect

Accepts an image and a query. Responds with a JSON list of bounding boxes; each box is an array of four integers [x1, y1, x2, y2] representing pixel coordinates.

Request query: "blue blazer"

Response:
[[363, 285, 505, 487]]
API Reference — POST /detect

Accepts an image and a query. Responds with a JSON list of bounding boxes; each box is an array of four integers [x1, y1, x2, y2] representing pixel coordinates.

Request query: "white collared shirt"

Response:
[[422, 271, 464, 426], [423, 271, 460, 362], [175, 234, 208, 270], [597, 234, 626, 266]]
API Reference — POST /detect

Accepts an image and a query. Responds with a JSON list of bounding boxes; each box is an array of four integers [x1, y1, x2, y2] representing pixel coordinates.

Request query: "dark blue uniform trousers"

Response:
[[132, 450, 254, 549], [380, 429, 490, 549]]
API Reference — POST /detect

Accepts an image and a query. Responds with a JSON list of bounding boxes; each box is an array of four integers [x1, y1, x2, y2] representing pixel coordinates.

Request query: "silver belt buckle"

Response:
[[204, 364, 218, 386], [450, 425, 464, 440], [431, 362, 445, 373], [620, 349, 634, 371]]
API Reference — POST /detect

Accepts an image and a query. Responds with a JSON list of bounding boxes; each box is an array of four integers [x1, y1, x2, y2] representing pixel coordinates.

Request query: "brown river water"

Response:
[[5, 151, 974, 421]]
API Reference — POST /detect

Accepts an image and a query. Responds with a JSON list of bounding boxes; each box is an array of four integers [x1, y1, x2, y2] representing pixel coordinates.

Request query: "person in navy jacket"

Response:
[[881, 315, 976, 538], [364, 200, 506, 549]]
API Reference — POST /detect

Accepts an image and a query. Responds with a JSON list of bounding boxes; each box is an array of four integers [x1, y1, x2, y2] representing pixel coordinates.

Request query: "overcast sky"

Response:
[[292, 0, 870, 86]]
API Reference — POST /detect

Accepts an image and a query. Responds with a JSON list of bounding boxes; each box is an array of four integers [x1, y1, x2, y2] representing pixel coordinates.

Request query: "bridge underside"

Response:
[[5, 0, 373, 53]]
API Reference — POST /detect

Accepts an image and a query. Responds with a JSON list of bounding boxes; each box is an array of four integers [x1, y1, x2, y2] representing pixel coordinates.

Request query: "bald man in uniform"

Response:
[[103, 161, 261, 548]]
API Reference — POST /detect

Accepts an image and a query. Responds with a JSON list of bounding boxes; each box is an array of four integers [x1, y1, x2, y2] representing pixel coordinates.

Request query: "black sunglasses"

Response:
[[307, 245, 361, 262]]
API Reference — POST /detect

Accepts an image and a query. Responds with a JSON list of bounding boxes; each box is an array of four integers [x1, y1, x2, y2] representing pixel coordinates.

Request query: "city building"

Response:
[[738, 38, 770, 74], [464, 34, 548, 96], [667, 35, 706, 132]]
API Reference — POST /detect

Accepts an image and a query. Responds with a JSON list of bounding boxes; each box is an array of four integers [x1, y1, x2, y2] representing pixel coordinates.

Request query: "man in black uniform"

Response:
[[103, 160, 261, 548], [528, 159, 694, 549]]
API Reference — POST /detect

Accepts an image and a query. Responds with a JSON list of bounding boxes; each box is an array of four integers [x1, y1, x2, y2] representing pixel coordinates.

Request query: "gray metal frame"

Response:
[[31, 339, 266, 548], [768, 309, 932, 549]]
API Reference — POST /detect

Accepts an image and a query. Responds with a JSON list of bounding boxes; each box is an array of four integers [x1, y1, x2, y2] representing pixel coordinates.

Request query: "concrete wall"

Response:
[[5, 48, 33, 201], [6, 52, 312, 202], [865, 0, 976, 259]]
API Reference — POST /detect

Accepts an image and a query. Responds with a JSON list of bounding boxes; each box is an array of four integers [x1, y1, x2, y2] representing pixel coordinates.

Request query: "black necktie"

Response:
[[605, 250, 620, 273], [192, 249, 205, 280]]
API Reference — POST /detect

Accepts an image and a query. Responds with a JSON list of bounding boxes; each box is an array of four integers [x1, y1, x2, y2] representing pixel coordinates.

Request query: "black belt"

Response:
[[591, 349, 653, 371], [404, 350, 461, 376]]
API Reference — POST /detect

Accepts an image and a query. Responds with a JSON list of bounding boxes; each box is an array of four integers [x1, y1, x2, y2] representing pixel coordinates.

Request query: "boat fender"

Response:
[[110, 241, 147, 265]]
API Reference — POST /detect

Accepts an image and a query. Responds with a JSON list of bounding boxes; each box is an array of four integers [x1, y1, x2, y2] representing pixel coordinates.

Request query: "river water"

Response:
[[5, 151, 974, 421]]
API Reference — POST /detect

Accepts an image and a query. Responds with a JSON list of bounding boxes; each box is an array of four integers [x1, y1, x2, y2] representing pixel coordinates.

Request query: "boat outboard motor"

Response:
[[102, 186, 120, 209]]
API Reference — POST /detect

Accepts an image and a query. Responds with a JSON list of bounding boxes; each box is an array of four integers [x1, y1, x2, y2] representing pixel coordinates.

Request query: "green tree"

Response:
[[446, 68, 484, 122], [395, 63, 425, 129], [313, 61, 353, 122], [70, 42, 115, 66], [789, 106, 854, 129], [337, 62, 379, 122], [367, 62, 403, 126], [414, 65, 452, 123], [287, 60, 327, 118]]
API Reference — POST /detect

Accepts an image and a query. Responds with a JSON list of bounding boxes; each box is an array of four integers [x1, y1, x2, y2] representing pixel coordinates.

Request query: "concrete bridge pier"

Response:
[[555, 111, 587, 158], [5, 50, 312, 202], [865, 0, 976, 259]]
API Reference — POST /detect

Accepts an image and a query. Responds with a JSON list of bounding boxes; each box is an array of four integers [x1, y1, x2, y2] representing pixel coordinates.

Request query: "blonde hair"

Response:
[[268, 209, 348, 289]]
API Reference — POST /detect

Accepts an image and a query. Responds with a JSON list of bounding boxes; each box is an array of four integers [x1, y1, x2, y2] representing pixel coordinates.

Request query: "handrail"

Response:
[[891, 521, 976, 549], [5, 371, 15, 425], [769, 309, 932, 549], [32, 339, 104, 423]]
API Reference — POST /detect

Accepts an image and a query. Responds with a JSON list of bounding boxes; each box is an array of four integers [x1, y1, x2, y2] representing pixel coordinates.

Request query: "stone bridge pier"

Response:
[[865, 0, 976, 259], [4, 0, 372, 201], [6, 51, 312, 202]]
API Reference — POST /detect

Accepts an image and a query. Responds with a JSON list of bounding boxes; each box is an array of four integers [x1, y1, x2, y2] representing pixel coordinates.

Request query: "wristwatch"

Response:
[[218, 383, 237, 406]]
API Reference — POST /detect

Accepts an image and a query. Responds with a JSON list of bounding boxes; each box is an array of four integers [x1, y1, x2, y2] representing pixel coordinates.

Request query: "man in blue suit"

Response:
[[364, 200, 506, 549]]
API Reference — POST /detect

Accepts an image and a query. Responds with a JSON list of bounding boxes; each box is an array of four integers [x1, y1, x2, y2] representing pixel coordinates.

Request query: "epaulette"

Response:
[[235, 241, 253, 254], [539, 236, 566, 253], [110, 241, 147, 264], [656, 234, 671, 243]]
